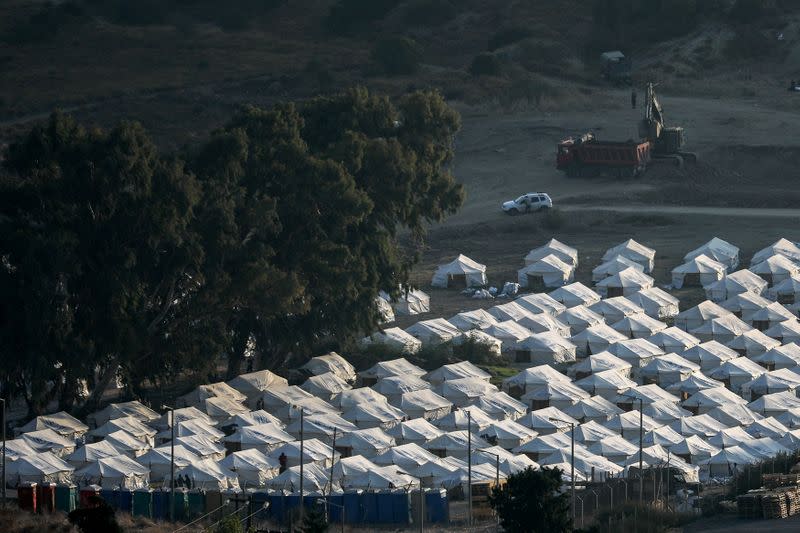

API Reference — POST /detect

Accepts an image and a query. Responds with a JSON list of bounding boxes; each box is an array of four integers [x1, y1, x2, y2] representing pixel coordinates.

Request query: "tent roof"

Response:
[[360, 358, 426, 380], [596, 268, 654, 288], [426, 361, 491, 383], [435, 254, 486, 275], [685, 237, 739, 263], [672, 254, 726, 275], [549, 282, 601, 306]]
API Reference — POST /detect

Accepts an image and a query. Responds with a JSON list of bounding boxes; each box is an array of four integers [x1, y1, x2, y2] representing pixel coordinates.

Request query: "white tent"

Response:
[[375, 442, 440, 468], [574, 420, 618, 445], [726, 329, 780, 357], [301, 352, 357, 382], [515, 332, 577, 365], [682, 387, 748, 415], [87, 401, 160, 429], [706, 404, 762, 428], [227, 370, 289, 408], [549, 282, 601, 308], [602, 239, 656, 273], [669, 414, 727, 438], [432, 255, 487, 288], [614, 384, 679, 408], [175, 434, 225, 461], [563, 396, 623, 424], [603, 411, 663, 440], [138, 445, 201, 482], [525, 238, 578, 267], [685, 237, 739, 272], [17, 412, 88, 440], [262, 386, 338, 420], [720, 291, 774, 321], [437, 378, 498, 407], [642, 400, 693, 425], [284, 413, 358, 445], [265, 462, 333, 492], [7, 452, 75, 485], [750, 254, 800, 287], [74, 455, 149, 489], [177, 382, 248, 410], [396, 389, 452, 421], [671, 436, 720, 464], [749, 391, 800, 417], [557, 305, 605, 334], [518, 254, 574, 289], [501, 365, 572, 398], [748, 302, 796, 331], [423, 431, 490, 460], [375, 295, 395, 323], [89, 416, 157, 446], [569, 351, 632, 380], [690, 314, 753, 343], [595, 268, 654, 298], [570, 324, 629, 357], [671, 254, 726, 289], [746, 418, 790, 440], [203, 396, 250, 423], [763, 320, 800, 344], [610, 314, 667, 339], [479, 419, 538, 450], [574, 370, 637, 400], [405, 318, 463, 345], [513, 432, 578, 461], [592, 255, 644, 283], [514, 293, 567, 316], [178, 459, 240, 491], [223, 423, 294, 454], [589, 297, 645, 324], [219, 448, 280, 487], [751, 238, 800, 265], [706, 269, 768, 302], [708, 358, 766, 394], [154, 419, 223, 444], [65, 440, 122, 468], [332, 387, 389, 410], [752, 343, 800, 370], [220, 410, 283, 433], [20, 428, 76, 457], [300, 372, 352, 400], [588, 435, 639, 465], [606, 338, 663, 368], [640, 353, 700, 387], [707, 426, 753, 448], [700, 446, 759, 477], [675, 301, 731, 331], [361, 327, 423, 355], [640, 426, 685, 448], [153, 406, 216, 431], [741, 373, 799, 401], [335, 428, 395, 458], [426, 361, 491, 384], [359, 358, 426, 384], [680, 341, 739, 372], [433, 406, 495, 432], [473, 392, 527, 420], [5, 439, 39, 462], [447, 309, 498, 331], [383, 288, 431, 316], [480, 320, 533, 353], [521, 380, 590, 410], [517, 407, 578, 435], [769, 276, 800, 305], [385, 419, 444, 446], [628, 288, 680, 320], [649, 327, 700, 354], [342, 401, 406, 429], [267, 439, 340, 469], [666, 373, 725, 399], [373, 374, 431, 404]]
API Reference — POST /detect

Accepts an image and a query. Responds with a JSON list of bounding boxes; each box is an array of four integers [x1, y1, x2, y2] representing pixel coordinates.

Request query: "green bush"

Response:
[[326, 0, 400, 35], [371, 37, 423, 75], [403, 0, 457, 26], [214, 514, 244, 533], [488, 26, 534, 51], [591, 502, 695, 533], [469, 53, 501, 76]]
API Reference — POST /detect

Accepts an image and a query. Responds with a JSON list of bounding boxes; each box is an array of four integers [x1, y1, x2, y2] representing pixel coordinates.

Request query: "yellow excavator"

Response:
[[639, 82, 696, 167]]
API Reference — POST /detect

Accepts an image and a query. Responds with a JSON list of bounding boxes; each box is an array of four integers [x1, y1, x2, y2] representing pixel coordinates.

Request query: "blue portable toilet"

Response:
[[392, 490, 411, 524], [172, 489, 188, 521], [187, 489, 205, 519], [249, 491, 270, 522], [376, 491, 393, 523], [327, 493, 345, 523], [426, 488, 449, 523], [343, 490, 362, 524], [100, 489, 117, 509], [152, 490, 170, 521], [117, 489, 133, 513], [267, 492, 286, 523], [132, 488, 153, 519], [362, 491, 379, 523]]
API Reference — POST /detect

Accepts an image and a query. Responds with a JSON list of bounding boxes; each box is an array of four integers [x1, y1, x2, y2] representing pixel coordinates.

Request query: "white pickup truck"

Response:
[[501, 193, 553, 215]]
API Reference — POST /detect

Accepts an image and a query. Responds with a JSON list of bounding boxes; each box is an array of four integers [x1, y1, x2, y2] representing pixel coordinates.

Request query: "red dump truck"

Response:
[[556, 132, 651, 178]]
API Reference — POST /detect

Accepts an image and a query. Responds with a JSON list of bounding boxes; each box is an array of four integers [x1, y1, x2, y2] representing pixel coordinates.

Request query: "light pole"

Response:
[[622, 394, 644, 502], [467, 410, 472, 527], [550, 417, 575, 531], [162, 404, 175, 522], [316, 498, 345, 533], [1, 398, 5, 510], [397, 470, 423, 533], [475, 449, 501, 530], [299, 407, 305, 521]]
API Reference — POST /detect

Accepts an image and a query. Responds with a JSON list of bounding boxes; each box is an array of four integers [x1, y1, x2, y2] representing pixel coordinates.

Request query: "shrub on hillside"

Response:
[[724, 26, 777, 59], [371, 37, 423, 75], [540, 207, 565, 231], [403, 0, 457, 27], [488, 26, 534, 51], [469, 53, 501, 76], [326, 0, 400, 35]]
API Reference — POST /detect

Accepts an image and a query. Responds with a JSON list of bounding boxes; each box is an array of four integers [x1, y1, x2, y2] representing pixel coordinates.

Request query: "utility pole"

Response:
[[550, 417, 575, 531], [1, 398, 5, 510], [467, 410, 472, 527], [162, 404, 176, 522], [299, 408, 304, 521]]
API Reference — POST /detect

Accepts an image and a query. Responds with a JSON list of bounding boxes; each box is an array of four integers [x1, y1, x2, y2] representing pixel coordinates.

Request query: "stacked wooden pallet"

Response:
[[763, 493, 788, 519], [737, 492, 765, 519], [763, 473, 800, 489], [778, 487, 800, 516]]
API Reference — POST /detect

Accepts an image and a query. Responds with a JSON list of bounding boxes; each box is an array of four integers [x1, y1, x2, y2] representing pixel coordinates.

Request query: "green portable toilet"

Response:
[[55, 484, 77, 513], [205, 490, 223, 521], [172, 488, 188, 521], [187, 490, 205, 520], [133, 488, 153, 519]]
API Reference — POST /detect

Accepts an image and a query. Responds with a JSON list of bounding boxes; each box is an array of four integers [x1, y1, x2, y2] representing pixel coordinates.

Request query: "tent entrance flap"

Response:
[[515, 351, 530, 363], [526, 275, 546, 292], [778, 294, 795, 305], [683, 273, 702, 287], [448, 273, 468, 288], [606, 287, 625, 298]]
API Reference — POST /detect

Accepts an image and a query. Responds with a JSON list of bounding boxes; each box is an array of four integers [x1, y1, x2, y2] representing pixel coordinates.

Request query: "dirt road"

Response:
[[563, 204, 800, 219]]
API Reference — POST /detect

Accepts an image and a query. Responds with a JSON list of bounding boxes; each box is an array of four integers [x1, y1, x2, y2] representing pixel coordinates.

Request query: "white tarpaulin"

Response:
[[431, 255, 487, 288]]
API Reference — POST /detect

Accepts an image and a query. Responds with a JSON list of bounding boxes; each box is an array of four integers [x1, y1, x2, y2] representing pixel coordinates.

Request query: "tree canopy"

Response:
[[489, 467, 571, 533], [0, 87, 464, 414]]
